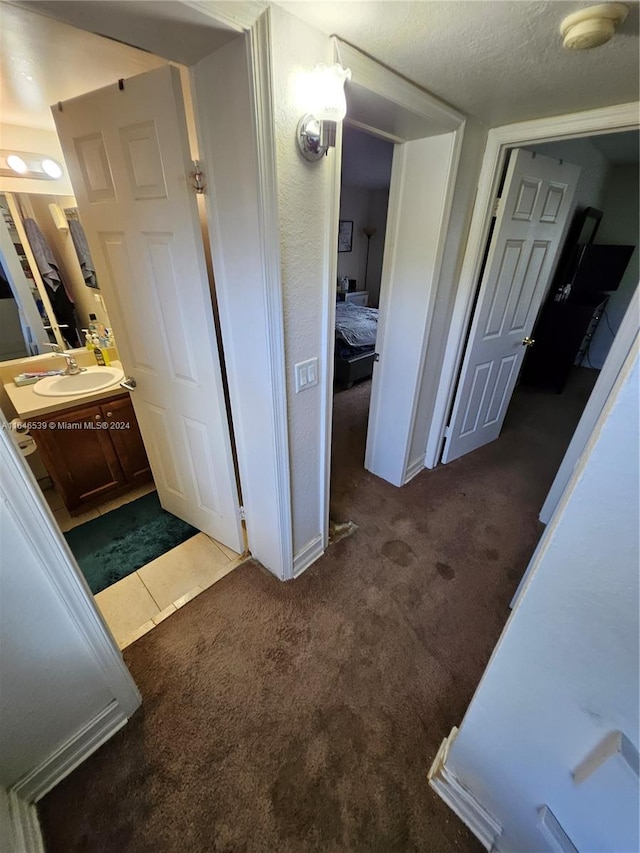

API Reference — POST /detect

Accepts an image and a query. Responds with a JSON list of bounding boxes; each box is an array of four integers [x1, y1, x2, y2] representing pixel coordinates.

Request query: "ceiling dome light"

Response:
[[41, 159, 63, 179], [560, 3, 628, 50], [6, 154, 28, 174]]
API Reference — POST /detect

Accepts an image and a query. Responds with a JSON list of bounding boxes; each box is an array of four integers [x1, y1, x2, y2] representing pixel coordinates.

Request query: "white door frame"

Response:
[[426, 101, 640, 470], [1, 416, 141, 847], [3, 3, 293, 575], [4, 7, 289, 845], [192, 13, 293, 578], [321, 39, 466, 549]]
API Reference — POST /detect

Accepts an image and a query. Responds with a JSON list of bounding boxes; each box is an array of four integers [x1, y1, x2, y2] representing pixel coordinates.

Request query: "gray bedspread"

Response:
[[335, 301, 379, 348]]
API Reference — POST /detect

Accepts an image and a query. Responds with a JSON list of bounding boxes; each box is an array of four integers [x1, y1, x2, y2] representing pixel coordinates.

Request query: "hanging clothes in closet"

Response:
[[23, 218, 79, 348]]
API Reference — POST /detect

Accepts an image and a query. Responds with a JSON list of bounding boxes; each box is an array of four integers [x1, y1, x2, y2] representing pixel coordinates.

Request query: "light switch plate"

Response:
[[295, 357, 319, 393]]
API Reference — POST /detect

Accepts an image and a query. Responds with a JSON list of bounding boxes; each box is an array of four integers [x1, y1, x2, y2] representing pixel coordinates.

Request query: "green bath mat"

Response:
[[65, 491, 198, 595]]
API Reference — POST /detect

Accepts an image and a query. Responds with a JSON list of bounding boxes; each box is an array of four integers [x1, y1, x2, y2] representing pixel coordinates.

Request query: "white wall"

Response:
[[336, 185, 389, 307], [0, 465, 111, 787], [336, 185, 369, 285], [445, 345, 639, 852], [589, 163, 639, 369], [366, 189, 390, 307], [0, 421, 139, 794], [270, 5, 335, 558]]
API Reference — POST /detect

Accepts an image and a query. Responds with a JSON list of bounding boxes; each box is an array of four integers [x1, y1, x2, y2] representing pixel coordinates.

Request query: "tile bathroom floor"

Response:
[[42, 483, 245, 649]]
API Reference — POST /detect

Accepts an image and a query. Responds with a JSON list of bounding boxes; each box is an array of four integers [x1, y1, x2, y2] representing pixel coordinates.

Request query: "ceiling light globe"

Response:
[[41, 159, 63, 179], [7, 155, 28, 174], [307, 64, 351, 123]]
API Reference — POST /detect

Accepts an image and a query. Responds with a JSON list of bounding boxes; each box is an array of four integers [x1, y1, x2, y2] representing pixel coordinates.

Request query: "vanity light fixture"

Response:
[[41, 159, 63, 179], [0, 150, 65, 180], [297, 63, 351, 161], [6, 154, 28, 174], [560, 3, 628, 49]]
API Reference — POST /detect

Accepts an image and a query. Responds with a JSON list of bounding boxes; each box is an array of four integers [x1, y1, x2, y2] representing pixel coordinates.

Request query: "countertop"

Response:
[[5, 361, 127, 420]]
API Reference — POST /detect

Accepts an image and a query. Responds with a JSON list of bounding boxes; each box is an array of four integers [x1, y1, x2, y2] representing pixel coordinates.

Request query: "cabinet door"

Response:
[[101, 396, 152, 486], [32, 403, 126, 510]]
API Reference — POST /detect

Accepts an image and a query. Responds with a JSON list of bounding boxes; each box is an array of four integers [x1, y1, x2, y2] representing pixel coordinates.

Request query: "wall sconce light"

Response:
[[297, 63, 351, 161], [0, 150, 64, 180]]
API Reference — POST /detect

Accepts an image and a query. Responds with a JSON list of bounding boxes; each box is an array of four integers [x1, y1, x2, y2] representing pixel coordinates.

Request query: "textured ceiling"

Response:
[[0, 2, 166, 129], [3, 1, 638, 133], [275, 1, 640, 126]]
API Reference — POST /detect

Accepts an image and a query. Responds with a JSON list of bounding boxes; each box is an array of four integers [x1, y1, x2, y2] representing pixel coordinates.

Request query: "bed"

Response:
[[334, 301, 379, 389]]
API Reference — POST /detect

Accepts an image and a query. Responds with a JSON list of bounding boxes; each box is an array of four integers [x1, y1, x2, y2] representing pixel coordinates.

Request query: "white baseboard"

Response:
[[293, 534, 324, 578], [12, 699, 128, 804], [428, 727, 502, 851], [404, 456, 425, 484]]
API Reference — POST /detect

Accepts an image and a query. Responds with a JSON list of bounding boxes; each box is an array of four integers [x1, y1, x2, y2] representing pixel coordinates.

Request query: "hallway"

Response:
[[38, 371, 597, 852]]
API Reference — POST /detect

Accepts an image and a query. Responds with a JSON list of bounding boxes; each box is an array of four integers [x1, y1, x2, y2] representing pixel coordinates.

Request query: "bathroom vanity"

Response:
[[29, 393, 151, 512], [4, 358, 152, 513]]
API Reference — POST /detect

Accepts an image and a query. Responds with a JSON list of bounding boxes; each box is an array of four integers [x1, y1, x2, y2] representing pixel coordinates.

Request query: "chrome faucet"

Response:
[[45, 343, 84, 375]]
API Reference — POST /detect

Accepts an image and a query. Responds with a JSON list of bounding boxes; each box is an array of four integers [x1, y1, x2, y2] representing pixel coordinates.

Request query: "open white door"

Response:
[[442, 148, 580, 464], [53, 66, 243, 553], [365, 132, 457, 486]]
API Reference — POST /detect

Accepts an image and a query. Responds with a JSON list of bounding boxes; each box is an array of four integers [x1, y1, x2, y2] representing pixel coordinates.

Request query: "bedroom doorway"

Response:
[[331, 125, 393, 525]]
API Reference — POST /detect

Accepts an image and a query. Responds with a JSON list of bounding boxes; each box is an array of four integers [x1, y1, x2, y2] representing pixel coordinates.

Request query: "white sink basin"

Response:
[[33, 365, 125, 398]]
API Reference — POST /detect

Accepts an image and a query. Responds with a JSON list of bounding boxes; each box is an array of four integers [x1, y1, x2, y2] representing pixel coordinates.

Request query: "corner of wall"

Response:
[[428, 727, 502, 851], [269, 5, 335, 559]]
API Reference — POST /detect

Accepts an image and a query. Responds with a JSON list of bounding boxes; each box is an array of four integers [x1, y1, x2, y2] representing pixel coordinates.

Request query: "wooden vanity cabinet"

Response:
[[30, 393, 152, 513], [102, 395, 151, 487]]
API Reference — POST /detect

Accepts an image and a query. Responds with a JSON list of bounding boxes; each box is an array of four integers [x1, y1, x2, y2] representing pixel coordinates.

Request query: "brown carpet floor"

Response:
[[39, 369, 598, 852]]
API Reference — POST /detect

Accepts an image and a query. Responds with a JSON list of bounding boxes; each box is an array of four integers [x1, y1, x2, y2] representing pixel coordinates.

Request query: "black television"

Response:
[[572, 243, 635, 297]]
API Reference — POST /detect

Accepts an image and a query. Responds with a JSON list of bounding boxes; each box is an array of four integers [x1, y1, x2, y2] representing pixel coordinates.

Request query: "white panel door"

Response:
[[442, 149, 581, 463], [53, 66, 243, 552]]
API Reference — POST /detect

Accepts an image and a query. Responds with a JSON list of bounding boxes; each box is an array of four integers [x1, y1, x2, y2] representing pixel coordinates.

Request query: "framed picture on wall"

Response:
[[338, 220, 353, 253]]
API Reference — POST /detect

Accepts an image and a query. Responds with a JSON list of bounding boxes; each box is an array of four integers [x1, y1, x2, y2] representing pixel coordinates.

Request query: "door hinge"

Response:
[[190, 160, 205, 194], [373, 352, 380, 362], [492, 196, 502, 217], [443, 424, 451, 440], [239, 505, 246, 521]]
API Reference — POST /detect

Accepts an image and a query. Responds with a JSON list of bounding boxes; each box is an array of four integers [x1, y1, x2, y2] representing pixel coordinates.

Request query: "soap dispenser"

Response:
[[93, 344, 111, 366]]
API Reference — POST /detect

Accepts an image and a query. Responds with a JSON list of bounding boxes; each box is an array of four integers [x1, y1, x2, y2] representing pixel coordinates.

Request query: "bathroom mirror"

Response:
[[0, 191, 112, 362]]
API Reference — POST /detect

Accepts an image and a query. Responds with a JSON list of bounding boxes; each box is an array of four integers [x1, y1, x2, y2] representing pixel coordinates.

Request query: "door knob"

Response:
[[120, 376, 137, 391], [522, 337, 535, 347]]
